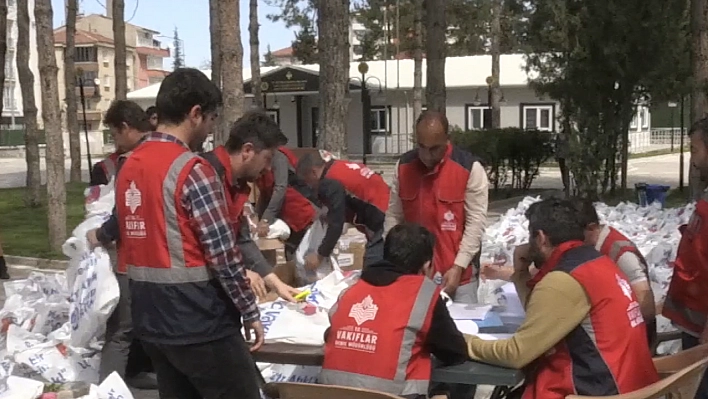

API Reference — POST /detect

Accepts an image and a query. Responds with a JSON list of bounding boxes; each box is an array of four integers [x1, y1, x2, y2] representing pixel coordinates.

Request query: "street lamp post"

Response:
[[76, 68, 101, 181], [679, 96, 686, 191], [668, 101, 678, 152], [350, 62, 383, 165]]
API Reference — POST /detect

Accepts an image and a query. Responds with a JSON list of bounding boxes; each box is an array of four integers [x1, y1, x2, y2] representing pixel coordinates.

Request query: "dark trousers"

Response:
[[142, 334, 261, 399], [558, 158, 570, 197], [284, 228, 308, 261], [682, 333, 708, 399], [100, 273, 153, 381]]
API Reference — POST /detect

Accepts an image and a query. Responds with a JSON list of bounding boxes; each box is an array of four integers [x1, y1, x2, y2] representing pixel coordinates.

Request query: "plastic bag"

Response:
[[266, 219, 291, 240], [65, 246, 120, 348], [0, 376, 44, 399], [295, 220, 342, 283]]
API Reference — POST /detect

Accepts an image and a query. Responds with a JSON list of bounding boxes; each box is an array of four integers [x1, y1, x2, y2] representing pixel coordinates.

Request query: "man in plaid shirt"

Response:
[[114, 68, 263, 399]]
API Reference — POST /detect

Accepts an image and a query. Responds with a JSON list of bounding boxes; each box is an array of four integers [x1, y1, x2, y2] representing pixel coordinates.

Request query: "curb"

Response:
[[5, 255, 68, 270], [6, 189, 563, 271]]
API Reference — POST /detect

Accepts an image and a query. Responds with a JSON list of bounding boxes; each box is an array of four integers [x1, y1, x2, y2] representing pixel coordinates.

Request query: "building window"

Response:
[[75, 70, 98, 86], [640, 107, 650, 129], [266, 109, 279, 125], [371, 106, 389, 134], [522, 105, 554, 131], [5, 50, 13, 78], [146, 56, 163, 70], [465, 105, 489, 130], [3, 85, 13, 110], [80, 121, 94, 131], [73, 46, 98, 63]]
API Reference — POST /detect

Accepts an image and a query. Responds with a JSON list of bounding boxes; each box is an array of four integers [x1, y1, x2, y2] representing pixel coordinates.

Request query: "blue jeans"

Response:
[[682, 332, 708, 399]]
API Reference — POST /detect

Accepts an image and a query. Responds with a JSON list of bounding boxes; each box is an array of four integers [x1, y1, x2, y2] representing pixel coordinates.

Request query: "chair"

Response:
[[566, 352, 708, 399], [263, 382, 405, 399], [654, 342, 708, 377]]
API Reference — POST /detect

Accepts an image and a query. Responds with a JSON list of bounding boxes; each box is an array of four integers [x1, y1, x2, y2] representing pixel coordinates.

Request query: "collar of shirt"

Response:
[[527, 240, 585, 290], [145, 131, 190, 149], [419, 142, 453, 176]]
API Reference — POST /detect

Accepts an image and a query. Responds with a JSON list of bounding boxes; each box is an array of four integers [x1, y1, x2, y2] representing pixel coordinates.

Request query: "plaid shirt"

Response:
[[146, 132, 260, 322]]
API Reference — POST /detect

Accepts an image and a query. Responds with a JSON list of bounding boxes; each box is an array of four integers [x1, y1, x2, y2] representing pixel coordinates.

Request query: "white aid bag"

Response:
[[266, 219, 291, 240], [295, 220, 342, 283], [0, 376, 44, 399], [262, 364, 321, 384], [63, 246, 120, 348]]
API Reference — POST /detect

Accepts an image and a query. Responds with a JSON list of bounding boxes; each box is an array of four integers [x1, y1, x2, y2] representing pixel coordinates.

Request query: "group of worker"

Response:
[[82, 64, 708, 399]]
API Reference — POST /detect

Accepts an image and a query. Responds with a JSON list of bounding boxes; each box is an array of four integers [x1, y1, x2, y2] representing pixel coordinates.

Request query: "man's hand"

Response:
[[257, 220, 270, 238], [244, 319, 265, 352], [264, 274, 300, 303], [304, 252, 324, 271], [442, 265, 464, 296], [86, 229, 100, 249], [513, 244, 533, 273], [246, 270, 268, 299], [480, 263, 514, 282]]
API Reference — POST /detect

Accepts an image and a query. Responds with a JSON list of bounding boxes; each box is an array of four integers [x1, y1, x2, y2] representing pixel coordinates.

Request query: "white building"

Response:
[[127, 54, 653, 157], [4, 0, 42, 128]]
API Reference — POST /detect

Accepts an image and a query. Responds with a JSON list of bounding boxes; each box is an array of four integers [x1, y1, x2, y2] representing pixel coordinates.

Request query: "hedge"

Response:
[[451, 127, 555, 190]]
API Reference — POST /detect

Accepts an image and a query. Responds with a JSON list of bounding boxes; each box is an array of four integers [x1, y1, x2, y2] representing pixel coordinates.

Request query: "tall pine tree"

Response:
[[173, 27, 184, 69]]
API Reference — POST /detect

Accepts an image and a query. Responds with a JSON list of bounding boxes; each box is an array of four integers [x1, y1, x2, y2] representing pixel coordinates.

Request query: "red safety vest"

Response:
[[397, 144, 478, 284], [255, 146, 316, 233], [322, 160, 390, 234], [524, 242, 659, 399], [320, 275, 439, 396], [96, 152, 121, 181], [598, 226, 649, 270], [663, 193, 708, 334], [203, 146, 251, 232], [115, 136, 241, 343]]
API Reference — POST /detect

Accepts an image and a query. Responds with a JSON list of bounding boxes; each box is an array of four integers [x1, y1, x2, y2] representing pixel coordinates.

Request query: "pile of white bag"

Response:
[[0, 182, 131, 398], [479, 196, 695, 354]]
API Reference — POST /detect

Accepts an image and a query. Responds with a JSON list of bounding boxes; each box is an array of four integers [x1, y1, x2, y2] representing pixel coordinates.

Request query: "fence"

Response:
[[0, 129, 45, 146]]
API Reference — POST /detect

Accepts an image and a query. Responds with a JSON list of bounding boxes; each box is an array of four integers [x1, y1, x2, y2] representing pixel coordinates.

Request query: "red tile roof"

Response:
[[272, 46, 294, 57], [54, 28, 114, 46]]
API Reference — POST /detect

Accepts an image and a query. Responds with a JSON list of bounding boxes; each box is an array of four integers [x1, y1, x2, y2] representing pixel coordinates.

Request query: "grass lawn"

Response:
[[0, 183, 86, 259]]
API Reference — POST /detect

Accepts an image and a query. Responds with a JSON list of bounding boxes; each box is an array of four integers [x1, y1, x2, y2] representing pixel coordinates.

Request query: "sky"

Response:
[[50, 0, 296, 68]]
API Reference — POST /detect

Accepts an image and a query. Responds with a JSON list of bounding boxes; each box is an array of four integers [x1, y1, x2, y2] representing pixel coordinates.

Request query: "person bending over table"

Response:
[[320, 222, 468, 399], [467, 198, 658, 399]]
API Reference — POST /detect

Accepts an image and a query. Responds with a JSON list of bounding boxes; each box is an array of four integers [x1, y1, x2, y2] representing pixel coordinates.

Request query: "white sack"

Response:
[[295, 220, 342, 283], [266, 219, 291, 240]]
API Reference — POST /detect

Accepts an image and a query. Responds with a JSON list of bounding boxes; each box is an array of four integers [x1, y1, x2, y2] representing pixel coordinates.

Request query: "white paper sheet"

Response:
[[453, 320, 479, 335], [448, 304, 492, 320], [475, 333, 514, 341]]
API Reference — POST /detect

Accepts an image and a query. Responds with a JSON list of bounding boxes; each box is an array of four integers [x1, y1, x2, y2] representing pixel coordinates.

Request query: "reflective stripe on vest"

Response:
[[127, 151, 210, 284], [102, 157, 116, 179], [319, 278, 437, 396], [663, 294, 706, 332]]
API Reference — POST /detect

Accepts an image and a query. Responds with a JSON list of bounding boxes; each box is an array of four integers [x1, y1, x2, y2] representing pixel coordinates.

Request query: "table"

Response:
[[252, 342, 524, 388]]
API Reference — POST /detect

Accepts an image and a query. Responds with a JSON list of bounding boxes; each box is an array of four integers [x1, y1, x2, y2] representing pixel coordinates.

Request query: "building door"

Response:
[[311, 107, 319, 147]]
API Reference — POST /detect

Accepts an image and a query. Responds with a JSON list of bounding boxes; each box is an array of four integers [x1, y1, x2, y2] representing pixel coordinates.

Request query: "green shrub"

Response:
[[451, 127, 554, 190]]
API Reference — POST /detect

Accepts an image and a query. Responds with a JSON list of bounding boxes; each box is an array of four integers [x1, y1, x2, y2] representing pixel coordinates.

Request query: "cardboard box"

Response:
[[333, 228, 367, 271]]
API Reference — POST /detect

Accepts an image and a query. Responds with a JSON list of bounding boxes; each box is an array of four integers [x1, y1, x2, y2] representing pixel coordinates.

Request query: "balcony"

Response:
[[76, 109, 103, 122]]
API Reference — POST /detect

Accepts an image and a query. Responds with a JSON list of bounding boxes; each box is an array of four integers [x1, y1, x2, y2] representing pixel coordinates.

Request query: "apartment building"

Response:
[[53, 11, 170, 131], [3, 0, 43, 128], [74, 12, 170, 88]]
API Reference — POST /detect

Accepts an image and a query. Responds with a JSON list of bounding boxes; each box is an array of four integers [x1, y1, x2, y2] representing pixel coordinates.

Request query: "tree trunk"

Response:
[[209, 0, 221, 85], [217, 0, 245, 145], [112, 0, 127, 100], [18, 0, 40, 206], [691, 0, 708, 200], [489, 0, 502, 128], [65, 0, 81, 182], [0, 2, 6, 134], [249, 0, 262, 109], [35, 0, 67, 251], [318, 0, 350, 155], [423, 0, 446, 113], [412, 0, 423, 123]]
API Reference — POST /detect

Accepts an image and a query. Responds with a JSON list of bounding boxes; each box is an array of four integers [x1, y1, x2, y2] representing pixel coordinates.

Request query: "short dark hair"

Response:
[[296, 152, 326, 178], [416, 110, 449, 134], [689, 117, 708, 146], [103, 100, 152, 132], [155, 68, 222, 125], [384, 223, 435, 274], [223, 111, 283, 154], [525, 198, 586, 246], [571, 197, 600, 227], [145, 105, 157, 116]]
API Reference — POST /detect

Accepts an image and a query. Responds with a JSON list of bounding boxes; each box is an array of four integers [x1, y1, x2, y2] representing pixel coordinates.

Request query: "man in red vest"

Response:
[[86, 100, 154, 387], [236, 114, 318, 259], [466, 198, 659, 399], [663, 117, 708, 399], [296, 152, 390, 271], [385, 111, 488, 304], [201, 113, 300, 302], [114, 68, 263, 399], [90, 100, 151, 186], [574, 198, 656, 346], [320, 222, 468, 398]]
